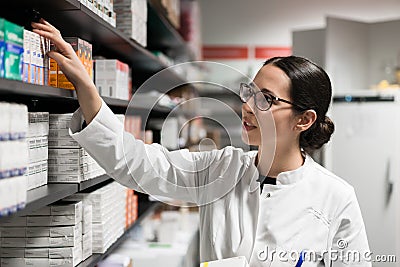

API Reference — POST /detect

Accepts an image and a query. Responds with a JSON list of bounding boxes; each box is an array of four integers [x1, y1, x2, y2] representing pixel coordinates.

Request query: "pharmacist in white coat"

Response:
[[33, 19, 372, 266]]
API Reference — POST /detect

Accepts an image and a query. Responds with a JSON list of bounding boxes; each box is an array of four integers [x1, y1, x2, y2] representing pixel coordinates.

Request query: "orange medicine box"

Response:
[[57, 38, 88, 90]]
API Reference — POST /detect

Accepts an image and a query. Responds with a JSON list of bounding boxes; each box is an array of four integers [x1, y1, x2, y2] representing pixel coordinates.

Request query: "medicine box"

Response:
[[0, 18, 5, 78], [3, 223, 82, 238], [49, 243, 82, 259], [27, 136, 48, 163], [25, 160, 48, 190], [22, 29, 30, 83], [26, 213, 82, 227], [1, 234, 82, 248], [0, 176, 27, 216], [30, 201, 83, 217], [1, 258, 49, 267], [4, 20, 24, 81], [0, 247, 49, 258], [82, 204, 92, 234], [28, 112, 49, 138], [48, 148, 88, 158], [82, 230, 92, 260]]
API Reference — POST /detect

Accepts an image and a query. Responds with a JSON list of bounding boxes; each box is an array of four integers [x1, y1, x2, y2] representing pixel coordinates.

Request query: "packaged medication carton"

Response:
[[0, 176, 27, 216], [0, 227, 27, 237], [19, 223, 82, 238], [26, 213, 82, 227], [0, 102, 11, 140], [33, 32, 42, 85], [26, 227, 51, 237], [0, 258, 50, 267], [22, 30, 30, 83], [0, 18, 5, 78], [49, 245, 84, 266], [28, 112, 49, 138], [25, 248, 49, 258], [56, 37, 92, 90], [27, 136, 48, 163], [9, 103, 29, 141], [48, 148, 88, 158], [82, 230, 92, 260], [0, 215, 28, 227], [0, 141, 29, 178], [4, 20, 24, 81], [30, 201, 83, 217], [41, 36, 50, 85], [50, 257, 82, 267], [0, 235, 82, 248], [49, 57, 57, 87], [49, 243, 82, 259], [25, 160, 48, 190], [0, 248, 49, 258]]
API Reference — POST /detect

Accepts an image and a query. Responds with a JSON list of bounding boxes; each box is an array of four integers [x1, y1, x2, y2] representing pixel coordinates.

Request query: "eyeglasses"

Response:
[[239, 83, 307, 111]]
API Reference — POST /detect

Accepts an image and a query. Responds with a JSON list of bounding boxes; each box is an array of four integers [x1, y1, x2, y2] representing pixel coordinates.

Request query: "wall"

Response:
[[198, 0, 400, 86]]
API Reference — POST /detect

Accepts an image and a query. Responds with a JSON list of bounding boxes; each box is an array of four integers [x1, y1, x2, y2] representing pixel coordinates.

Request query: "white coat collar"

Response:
[[247, 150, 313, 191]]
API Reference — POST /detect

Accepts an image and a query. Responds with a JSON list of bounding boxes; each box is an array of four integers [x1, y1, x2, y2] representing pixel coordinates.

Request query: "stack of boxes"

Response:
[[50, 38, 93, 90], [0, 103, 28, 217], [95, 59, 130, 100], [22, 29, 51, 85], [25, 113, 49, 190], [114, 0, 148, 47], [0, 19, 24, 81], [0, 201, 84, 267], [65, 182, 126, 253], [48, 114, 105, 183], [80, 0, 117, 27]]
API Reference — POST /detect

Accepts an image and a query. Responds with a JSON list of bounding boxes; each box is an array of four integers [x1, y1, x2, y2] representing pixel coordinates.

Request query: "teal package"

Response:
[[0, 18, 5, 78], [4, 20, 24, 81]]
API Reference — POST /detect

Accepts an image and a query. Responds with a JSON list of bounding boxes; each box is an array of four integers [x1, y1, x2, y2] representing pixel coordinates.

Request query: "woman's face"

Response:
[[241, 64, 297, 148]]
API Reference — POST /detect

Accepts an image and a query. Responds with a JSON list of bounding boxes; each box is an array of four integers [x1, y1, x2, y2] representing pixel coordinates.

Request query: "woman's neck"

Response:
[[256, 145, 304, 178]]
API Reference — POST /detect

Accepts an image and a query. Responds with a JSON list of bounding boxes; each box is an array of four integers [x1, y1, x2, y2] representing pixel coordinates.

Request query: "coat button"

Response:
[[265, 193, 271, 198]]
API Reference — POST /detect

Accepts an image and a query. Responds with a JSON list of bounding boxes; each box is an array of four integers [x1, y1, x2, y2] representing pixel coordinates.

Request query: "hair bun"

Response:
[[300, 115, 335, 153]]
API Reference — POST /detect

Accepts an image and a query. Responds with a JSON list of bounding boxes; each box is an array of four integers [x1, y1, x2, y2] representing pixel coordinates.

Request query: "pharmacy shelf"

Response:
[[16, 183, 79, 217], [78, 175, 112, 191], [1, 0, 188, 88], [77, 201, 161, 267], [0, 79, 175, 115], [147, 0, 192, 60], [0, 175, 119, 220]]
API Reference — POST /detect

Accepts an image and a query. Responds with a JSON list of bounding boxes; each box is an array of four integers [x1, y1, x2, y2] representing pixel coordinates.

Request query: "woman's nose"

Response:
[[242, 101, 254, 114]]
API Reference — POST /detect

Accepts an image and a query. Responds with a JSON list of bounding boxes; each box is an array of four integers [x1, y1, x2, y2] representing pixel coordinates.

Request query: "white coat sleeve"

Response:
[[328, 188, 372, 266], [69, 100, 251, 205]]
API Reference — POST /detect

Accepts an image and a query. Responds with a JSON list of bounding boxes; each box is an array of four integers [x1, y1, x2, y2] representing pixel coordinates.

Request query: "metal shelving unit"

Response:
[[0, 0, 190, 88], [1, 0, 191, 264]]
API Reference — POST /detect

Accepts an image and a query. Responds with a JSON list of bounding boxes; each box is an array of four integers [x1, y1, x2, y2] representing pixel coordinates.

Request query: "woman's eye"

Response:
[[263, 95, 274, 104]]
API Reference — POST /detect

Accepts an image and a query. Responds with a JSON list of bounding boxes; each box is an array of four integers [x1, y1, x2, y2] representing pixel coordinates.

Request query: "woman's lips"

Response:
[[243, 121, 257, 131]]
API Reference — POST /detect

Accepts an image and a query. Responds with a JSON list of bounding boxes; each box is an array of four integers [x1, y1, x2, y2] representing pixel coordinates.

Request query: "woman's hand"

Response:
[[31, 18, 102, 124]]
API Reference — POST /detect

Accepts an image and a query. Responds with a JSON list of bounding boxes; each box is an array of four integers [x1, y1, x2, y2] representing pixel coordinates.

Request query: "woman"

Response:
[[32, 19, 371, 266]]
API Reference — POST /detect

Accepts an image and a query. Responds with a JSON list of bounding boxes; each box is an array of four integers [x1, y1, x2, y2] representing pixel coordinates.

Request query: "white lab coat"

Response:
[[69, 101, 371, 266]]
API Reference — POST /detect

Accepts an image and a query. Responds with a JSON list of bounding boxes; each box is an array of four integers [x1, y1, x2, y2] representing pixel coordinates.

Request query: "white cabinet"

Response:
[[324, 91, 400, 266]]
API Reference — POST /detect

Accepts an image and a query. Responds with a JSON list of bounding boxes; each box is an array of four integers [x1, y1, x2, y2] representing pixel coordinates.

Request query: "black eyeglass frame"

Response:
[[239, 82, 308, 111]]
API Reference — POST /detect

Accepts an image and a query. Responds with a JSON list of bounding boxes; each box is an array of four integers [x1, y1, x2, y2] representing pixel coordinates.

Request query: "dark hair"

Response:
[[263, 56, 334, 153]]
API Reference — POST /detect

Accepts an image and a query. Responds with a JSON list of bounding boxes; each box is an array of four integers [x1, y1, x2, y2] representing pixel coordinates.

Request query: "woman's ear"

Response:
[[294, 110, 317, 132]]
